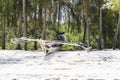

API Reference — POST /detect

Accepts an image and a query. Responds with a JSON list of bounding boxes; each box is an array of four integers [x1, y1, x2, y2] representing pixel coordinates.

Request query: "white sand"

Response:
[[0, 50, 120, 80]]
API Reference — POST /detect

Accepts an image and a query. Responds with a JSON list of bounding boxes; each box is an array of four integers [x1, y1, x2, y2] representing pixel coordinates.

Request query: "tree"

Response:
[[41, 0, 51, 40], [41, 9, 47, 40], [83, 0, 91, 47], [33, 0, 38, 50], [16, 0, 23, 50], [98, 0, 104, 50], [113, 13, 120, 49], [23, 0, 27, 50], [16, 16, 22, 50], [1, 0, 7, 49], [1, 13, 6, 49], [110, 0, 120, 49]]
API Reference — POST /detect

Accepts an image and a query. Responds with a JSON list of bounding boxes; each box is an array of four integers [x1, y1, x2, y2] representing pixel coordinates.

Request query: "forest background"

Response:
[[0, 0, 120, 51]]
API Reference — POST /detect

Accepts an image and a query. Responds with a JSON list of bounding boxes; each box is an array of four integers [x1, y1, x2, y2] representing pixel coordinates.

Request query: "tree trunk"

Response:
[[103, 25, 106, 49], [68, 8, 71, 32], [82, 20, 86, 43], [57, 2, 61, 28], [52, 0, 58, 33], [2, 15, 6, 49], [38, 3, 43, 38], [23, 0, 27, 50], [113, 13, 120, 50], [33, 0, 38, 50], [86, 17, 91, 47], [16, 16, 22, 50], [118, 14, 120, 50], [41, 9, 47, 40], [98, 8, 102, 50], [84, 0, 90, 47]]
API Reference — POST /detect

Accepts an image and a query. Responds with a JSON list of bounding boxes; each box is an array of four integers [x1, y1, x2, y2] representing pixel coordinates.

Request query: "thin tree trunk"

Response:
[[57, 2, 61, 31], [38, 5, 43, 38], [16, 16, 22, 50], [2, 15, 6, 49], [82, 20, 86, 43], [98, 8, 102, 50], [84, 0, 90, 47], [118, 13, 120, 49], [103, 25, 106, 48], [23, 0, 27, 50], [41, 9, 47, 40], [118, 15, 120, 49], [33, 1, 38, 50], [113, 13, 120, 50], [86, 17, 90, 47], [68, 8, 71, 32], [33, 30, 38, 50], [52, 0, 58, 33]]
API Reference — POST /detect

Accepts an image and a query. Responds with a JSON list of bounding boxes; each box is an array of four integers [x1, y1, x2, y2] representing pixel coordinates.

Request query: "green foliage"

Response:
[[110, 0, 120, 13], [0, 0, 119, 50]]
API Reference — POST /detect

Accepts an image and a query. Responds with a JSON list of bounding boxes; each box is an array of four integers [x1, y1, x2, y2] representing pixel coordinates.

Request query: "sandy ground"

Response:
[[0, 50, 120, 80]]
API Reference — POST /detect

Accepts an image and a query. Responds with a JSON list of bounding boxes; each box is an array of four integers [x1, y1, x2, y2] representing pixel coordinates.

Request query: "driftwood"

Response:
[[11, 37, 92, 53]]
